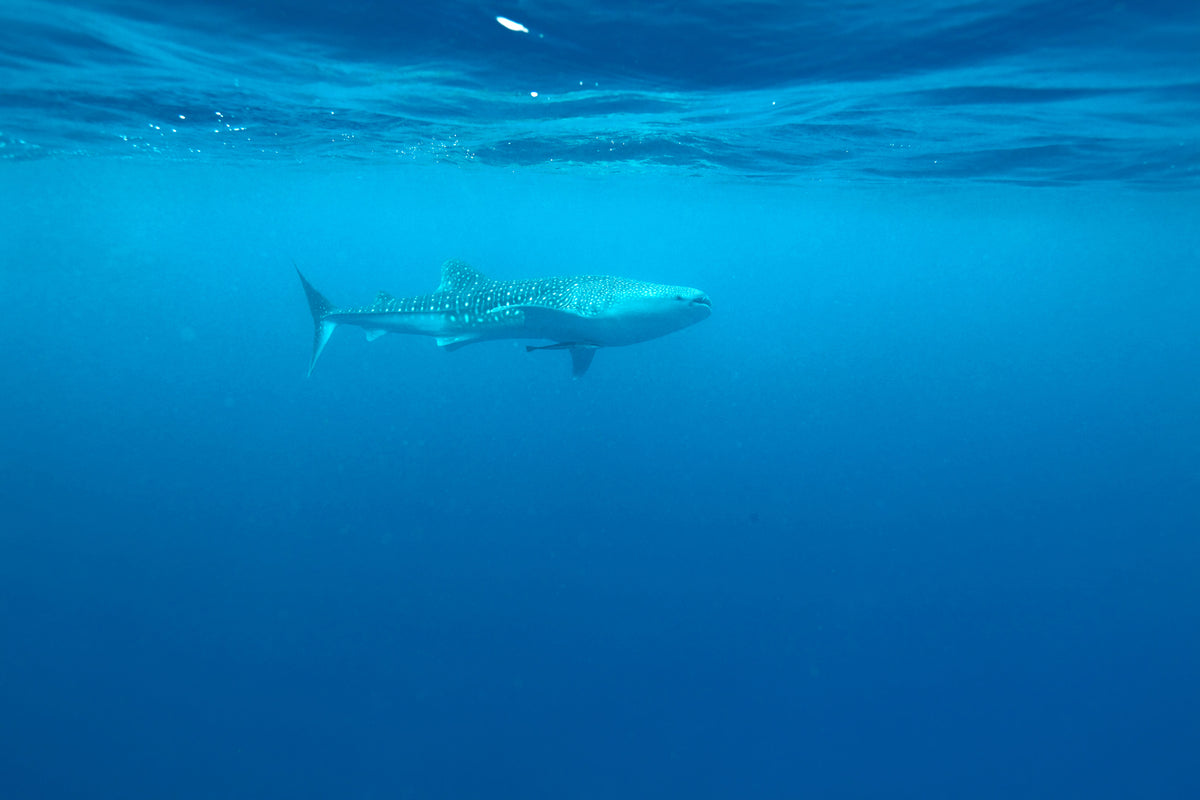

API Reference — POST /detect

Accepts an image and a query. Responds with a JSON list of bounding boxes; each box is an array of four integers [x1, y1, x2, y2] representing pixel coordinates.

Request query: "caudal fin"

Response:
[[295, 267, 337, 377]]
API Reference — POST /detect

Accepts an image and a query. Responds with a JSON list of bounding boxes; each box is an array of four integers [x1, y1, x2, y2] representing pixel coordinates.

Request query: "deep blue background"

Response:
[[2, 1, 1200, 798], [3, 163, 1198, 799]]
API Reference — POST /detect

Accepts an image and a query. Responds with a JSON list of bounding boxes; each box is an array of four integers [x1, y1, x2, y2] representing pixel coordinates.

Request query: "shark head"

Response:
[[578, 277, 712, 346]]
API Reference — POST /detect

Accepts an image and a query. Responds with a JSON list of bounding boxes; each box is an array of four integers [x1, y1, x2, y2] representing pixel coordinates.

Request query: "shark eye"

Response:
[[675, 294, 685, 301]]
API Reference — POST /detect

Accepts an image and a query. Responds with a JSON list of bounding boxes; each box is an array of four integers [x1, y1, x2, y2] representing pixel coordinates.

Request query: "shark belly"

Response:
[[518, 308, 684, 347]]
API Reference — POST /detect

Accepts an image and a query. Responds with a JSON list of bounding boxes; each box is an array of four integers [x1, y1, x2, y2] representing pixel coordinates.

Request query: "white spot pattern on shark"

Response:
[[297, 259, 711, 378]]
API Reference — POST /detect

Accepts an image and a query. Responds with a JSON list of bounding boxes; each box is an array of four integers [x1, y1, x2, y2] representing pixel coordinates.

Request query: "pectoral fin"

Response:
[[570, 347, 597, 377], [525, 342, 599, 378]]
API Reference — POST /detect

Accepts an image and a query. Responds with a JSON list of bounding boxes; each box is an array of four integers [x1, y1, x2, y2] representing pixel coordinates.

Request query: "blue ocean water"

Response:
[[2, 1, 1199, 798]]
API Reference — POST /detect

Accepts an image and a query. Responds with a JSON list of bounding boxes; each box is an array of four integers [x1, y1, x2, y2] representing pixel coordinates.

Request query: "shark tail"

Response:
[[296, 267, 337, 377]]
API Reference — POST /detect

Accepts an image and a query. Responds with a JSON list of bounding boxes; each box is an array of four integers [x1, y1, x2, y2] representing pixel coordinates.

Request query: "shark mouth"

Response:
[[690, 296, 712, 309]]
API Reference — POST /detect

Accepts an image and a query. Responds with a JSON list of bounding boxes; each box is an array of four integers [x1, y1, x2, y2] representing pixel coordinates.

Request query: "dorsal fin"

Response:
[[436, 259, 488, 293]]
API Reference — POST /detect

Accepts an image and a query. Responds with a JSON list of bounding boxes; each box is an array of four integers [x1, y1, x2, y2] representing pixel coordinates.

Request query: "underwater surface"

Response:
[[2, 1, 1199, 798]]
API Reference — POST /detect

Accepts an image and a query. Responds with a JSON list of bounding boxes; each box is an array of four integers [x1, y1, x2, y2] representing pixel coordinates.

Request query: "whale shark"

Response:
[[297, 259, 711, 377]]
